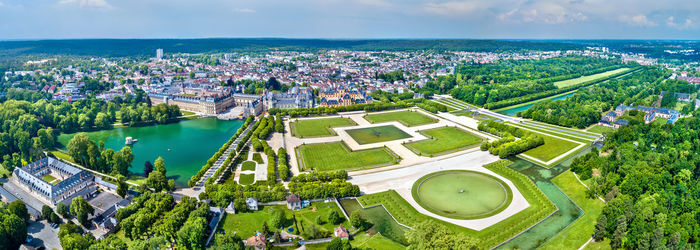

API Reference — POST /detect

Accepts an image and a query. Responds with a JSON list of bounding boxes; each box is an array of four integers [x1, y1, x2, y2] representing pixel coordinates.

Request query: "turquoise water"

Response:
[[57, 117, 244, 187], [497, 92, 576, 116]]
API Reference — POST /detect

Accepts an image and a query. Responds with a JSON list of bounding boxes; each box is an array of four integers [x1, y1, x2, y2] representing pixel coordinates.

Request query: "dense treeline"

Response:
[[478, 121, 544, 158], [0, 201, 28, 249], [480, 66, 636, 109], [419, 56, 627, 103], [376, 70, 405, 83], [570, 114, 700, 249], [288, 170, 360, 200], [370, 90, 415, 103], [66, 133, 134, 176], [278, 147, 290, 181], [519, 67, 678, 128]]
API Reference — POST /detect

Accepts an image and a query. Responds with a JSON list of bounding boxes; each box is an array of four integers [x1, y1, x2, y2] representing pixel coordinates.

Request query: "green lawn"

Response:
[[291, 117, 357, 138], [429, 100, 457, 111], [252, 153, 264, 164], [41, 174, 58, 184], [241, 161, 256, 171], [509, 122, 594, 143], [239, 174, 255, 185], [553, 68, 629, 88], [542, 170, 606, 250], [357, 160, 556, 248], [339, 199, 409, 245], [346, 125, 412, 145], [180, 110, 196, 116], [451, 110, 496, 121], [523, 133, 580, 162], [297, 141, 399, 171], [404, 126, 482, 156], [218, 202, 349, 239], [352, 233, 407, 249], [587, 125, 614, 134], [364, 111, 437, 127]]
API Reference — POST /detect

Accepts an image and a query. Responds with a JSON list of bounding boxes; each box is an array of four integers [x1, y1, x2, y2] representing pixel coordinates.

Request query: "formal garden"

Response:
[[404, 126, 483, 156], [411, 170, 512, 220], [364, 110, 438, 127], [296, 141, 400, 171], [345, 125, 412, 145], [290, 117, 357, 138]]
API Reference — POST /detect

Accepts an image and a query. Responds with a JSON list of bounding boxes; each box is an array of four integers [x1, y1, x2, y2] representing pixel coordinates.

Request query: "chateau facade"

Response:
[[13, 157, 95, 205], [318, 86, 372, 107]]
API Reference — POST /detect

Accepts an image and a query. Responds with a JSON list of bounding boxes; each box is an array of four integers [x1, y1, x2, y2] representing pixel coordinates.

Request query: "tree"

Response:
[[0, 209, 27, 249], [350, 210, 369, 231], [327, 210, 342, 225], [611, 215, 627, 249], [407, 221, 478, 250], [66, 133, 92, 166], [146, 171, 169, 192], [42, 205, 53, 221], [594, 215, 607, 241], [116, 175, 128, 198], [651, 227, 664, 249], [261, 221, 271, 236], [326, 237, 351, 250], [56, 202, 70, 218], [212, 232, 244, 250], [7, 200, 29, 222], [69, 196, 94, 227], [154, 156, 166, 175], [272, 231, 282, 244], [144, 160, 154, 177], [667, 232, 680, 250], [269, 209, 285, 229], [176, 216, 207, 250]]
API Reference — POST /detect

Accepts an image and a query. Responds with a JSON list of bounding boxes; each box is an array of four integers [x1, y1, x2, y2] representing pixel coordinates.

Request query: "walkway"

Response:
[[196, 121, 255, 187]]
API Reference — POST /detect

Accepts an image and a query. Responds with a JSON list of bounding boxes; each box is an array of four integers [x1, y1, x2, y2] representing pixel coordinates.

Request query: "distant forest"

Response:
[[0, 39, 582, 57]]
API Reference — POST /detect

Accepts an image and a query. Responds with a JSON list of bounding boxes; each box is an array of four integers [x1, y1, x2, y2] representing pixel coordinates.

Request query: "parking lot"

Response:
[[26, 220, 60, 249], [87, 191, 123, 215]]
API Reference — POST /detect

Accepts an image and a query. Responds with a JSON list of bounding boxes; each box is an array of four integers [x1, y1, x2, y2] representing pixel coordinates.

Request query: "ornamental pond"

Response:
[[57, 117, 244, 187]]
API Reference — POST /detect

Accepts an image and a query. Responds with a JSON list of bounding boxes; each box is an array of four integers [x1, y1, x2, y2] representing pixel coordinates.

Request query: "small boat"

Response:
[[125, 137, 138, 145]]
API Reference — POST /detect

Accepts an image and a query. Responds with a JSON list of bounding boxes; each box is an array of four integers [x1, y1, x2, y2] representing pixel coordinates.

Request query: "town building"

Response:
[[156, 48, 164, 60], [13, 157, 95, 205], [263, 87, 314, 110], [334, 225, 350, 239], [246, 197, 259, 211], [285, 194, 301, 210], [245, 233, 267, 250], [318, 86, 372, 107]]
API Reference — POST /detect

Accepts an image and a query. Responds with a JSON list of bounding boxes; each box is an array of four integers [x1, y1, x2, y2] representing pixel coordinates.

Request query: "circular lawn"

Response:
[[411, 170, 512, 220]]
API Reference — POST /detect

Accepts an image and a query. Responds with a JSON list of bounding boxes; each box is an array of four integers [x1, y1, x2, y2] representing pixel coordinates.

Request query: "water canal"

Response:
[[496, 92, 575, 116], [57, 117, 244, 187], [496, 146, 595, 249]]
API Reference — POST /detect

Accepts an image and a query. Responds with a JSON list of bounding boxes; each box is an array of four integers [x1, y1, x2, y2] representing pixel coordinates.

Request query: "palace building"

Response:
[[13, 157, 95, 205], [318, 86, 372, 107]]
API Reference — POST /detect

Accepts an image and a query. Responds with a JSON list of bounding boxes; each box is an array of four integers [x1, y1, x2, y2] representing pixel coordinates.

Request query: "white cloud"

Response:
[[58, 0, 113, 9], [423, 1, 484, 17], [498, 1, 587, 24], [619, 14, 656, 27], [233, 8, 255, 13], [666, 16, 694, 29], [0, 2, 4, 7]]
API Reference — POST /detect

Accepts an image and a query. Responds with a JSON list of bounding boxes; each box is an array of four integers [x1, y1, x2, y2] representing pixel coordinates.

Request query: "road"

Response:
[[196, 121, 255, 186], [27, 220, 61, 249]]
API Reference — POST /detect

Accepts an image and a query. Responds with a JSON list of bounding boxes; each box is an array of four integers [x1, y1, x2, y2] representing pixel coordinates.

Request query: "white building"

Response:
[[156, 48, 164, 60]]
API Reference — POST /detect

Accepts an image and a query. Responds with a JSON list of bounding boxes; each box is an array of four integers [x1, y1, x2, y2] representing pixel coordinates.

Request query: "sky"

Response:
[[0, 0, 699, 40]]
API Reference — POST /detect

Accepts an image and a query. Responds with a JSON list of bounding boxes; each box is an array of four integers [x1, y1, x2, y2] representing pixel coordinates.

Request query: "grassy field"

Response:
[[509, 122, 594, 143], [339, 199, 409, 245], [542, 170, 606, 249], [180, 110, 196, 116], [404, 126, 482, 156], [241, 161, 256, 171], [357, 160, 556, 248], [553, 68, 629, 88], [291, 117, 357, 138], [346, 125, 412, 145], [297, 141, 399, 171], [452, 110, 496, 121], [41, 174, 58, 184], [252, 153, 264, 164], [364, 111, 437, 127], [429, 100, 457, 111], [523, 133, 580, 162], [218, 202, 350, 239], [239, 174, 255, 185], [352, 233, 407, 249], [587, 125, 614, 134]]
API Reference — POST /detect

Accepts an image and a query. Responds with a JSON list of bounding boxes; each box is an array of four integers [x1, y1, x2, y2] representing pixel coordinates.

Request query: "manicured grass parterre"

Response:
[[356, 160, 556, 248], [587, 125, 614, 134], [218, 202, 350, 239], [291, 117, 357, 138], [404, 126, 482, 156], [509, 122, 594, 143], [238, 174, 255, 185], [522, 133, 580, 162], [364, 110, 438, 127], [541, 170, 606, 250], [553, 68, 629, 88], [41, 174, 58, 184], [297, 141, 399, 171], [241, 161, 256, 171], [346, 125, 412, 145], [352, 233, 407, 250], [411, 170, 512, 220], [252, 153, 264, 164]]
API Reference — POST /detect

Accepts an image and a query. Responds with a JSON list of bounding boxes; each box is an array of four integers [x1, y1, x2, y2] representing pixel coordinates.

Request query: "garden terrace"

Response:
[[404, 126, 482, 157], [296, 141, 400, 171], [290, 117, 357, 138], [364, 110, 438, 127]]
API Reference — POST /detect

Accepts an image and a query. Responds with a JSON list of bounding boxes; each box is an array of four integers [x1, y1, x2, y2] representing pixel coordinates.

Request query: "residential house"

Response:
[[246, 198, 259, 211], [334, 225, 350, 239], [286, 194, 301, 210], [245, 233, 267, 250]]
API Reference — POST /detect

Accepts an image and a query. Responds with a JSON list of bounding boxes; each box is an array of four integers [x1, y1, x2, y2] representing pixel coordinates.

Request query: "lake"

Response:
[[497, 92, 575, 116], [57, 117, 244, 187]]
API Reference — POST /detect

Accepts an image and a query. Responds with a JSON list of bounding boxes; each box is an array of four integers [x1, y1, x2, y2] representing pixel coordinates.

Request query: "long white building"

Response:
[[13, 157, 95, 205]]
